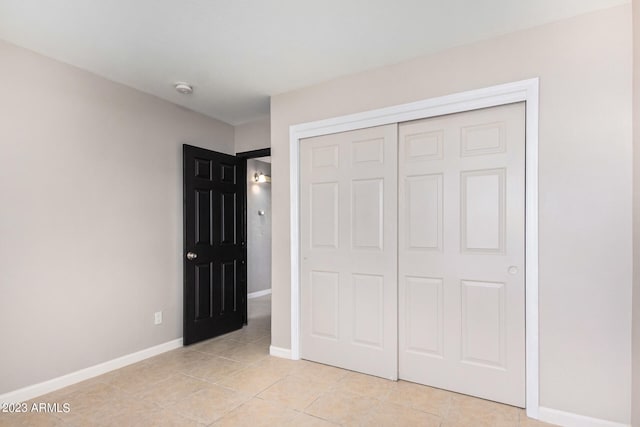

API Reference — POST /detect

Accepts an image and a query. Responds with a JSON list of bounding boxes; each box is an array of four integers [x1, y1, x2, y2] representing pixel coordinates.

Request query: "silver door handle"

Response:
[[186, 252, 198, 261], [508, 266, 518, 275]]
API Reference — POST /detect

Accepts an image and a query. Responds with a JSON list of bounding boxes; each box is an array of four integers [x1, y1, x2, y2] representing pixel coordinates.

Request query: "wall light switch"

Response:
[[154, 311, 163, 325]]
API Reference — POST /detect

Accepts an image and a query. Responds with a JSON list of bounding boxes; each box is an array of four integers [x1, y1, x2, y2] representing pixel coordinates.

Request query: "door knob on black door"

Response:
[[186, 252, 198, 261]]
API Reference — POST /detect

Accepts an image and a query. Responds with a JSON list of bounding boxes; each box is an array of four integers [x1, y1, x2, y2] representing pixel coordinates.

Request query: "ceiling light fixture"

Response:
[[174, 82, 193, 94]]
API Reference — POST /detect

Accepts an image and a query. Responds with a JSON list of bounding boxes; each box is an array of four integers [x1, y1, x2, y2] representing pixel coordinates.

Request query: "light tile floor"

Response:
[[0, 295, 555, 426]]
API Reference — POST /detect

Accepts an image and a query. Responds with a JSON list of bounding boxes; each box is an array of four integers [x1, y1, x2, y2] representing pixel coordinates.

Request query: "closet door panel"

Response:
[[398, 103, 526, 407], [300, 124, 398, 380]]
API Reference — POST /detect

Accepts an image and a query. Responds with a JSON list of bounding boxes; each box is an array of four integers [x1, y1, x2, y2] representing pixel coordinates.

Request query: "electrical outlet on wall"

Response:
[[154, 311, 163, 325]]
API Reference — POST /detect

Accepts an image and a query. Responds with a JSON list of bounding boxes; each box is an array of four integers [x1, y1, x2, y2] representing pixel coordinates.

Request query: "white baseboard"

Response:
[[269, 345, 293, 359], [538, 407, 630, 427], [248, 289, 272, 299], [0, 338, 183, 404]]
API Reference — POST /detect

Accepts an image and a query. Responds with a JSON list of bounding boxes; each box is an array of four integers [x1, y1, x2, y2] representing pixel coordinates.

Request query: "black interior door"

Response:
[[183, 144, 246, 345]]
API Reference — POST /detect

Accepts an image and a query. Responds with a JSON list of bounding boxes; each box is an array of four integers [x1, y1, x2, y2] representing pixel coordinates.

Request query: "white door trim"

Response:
[[288, 78, 539, 419]]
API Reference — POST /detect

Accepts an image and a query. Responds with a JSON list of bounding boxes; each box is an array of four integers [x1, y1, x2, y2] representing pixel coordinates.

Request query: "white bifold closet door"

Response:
[[300, 124, 398, 380], [398, 102, 526, 407]]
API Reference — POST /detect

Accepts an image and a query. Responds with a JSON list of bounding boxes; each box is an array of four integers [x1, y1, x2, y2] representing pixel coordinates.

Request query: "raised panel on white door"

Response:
[[405, 276, 443, 357], [461, 169, 505, 253], [405, 174, 443, 251], [461, 122, 506, 157], [404, 130, 444, 161], [311, 145, 339, 169], [352, 274, 384, 349], [310, 182, 338, 249], [310, 271, 339, 340], [460, 280, 506, 369], [352, 179, 383, 250], [353, 138, 384, 165]]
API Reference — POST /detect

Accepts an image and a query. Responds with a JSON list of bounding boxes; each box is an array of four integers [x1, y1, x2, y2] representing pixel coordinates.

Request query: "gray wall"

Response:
[[633, 0, 640, 424], [0, 39, 235, 394], [246, 159, 272, 294], [270, 5, 632, 424]]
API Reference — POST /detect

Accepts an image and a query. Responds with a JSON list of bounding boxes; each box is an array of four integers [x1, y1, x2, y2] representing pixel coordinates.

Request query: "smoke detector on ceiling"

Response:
[[174, 82, 193, 95]]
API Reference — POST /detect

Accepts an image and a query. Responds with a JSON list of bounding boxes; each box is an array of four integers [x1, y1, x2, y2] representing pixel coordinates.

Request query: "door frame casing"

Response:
[[288, 78, 540, 418]]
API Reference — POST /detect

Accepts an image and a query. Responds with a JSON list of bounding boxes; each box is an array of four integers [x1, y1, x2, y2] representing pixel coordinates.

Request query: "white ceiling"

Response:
[[0, 0, 627, 125]]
